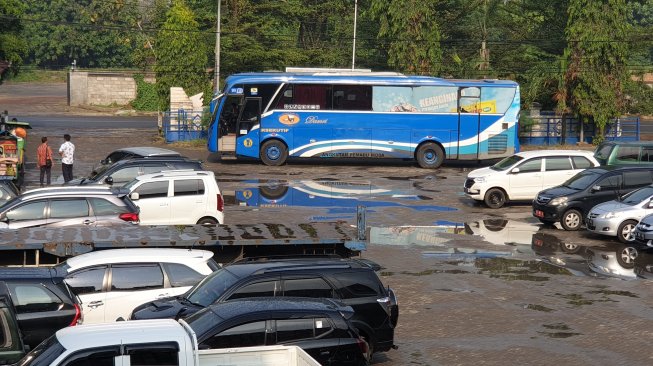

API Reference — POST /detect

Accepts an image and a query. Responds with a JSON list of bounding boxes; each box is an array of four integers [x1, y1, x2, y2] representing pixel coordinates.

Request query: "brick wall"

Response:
[[68, 70, 155, 107]]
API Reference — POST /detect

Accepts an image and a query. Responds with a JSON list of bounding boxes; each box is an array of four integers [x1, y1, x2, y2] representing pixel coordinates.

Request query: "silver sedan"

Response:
[[586, 185, 653, 243]]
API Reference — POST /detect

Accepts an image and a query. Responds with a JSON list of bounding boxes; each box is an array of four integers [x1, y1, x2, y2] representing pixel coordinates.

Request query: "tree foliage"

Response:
[[0, 0, 27, 77]]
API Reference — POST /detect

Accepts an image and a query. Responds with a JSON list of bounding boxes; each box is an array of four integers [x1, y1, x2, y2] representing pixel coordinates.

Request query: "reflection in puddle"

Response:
[[474, 258, 576, 281]]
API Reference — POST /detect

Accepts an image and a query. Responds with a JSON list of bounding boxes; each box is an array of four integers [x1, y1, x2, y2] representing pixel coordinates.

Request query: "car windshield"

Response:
[[16, 335, 65, 366], [186, 268, 239, 307], [594, 144, 613, 161], [89, 164, 109, 180], [490, 155, 523, 171], [563, 170, 603, 190], [620, 186, 653, 205]]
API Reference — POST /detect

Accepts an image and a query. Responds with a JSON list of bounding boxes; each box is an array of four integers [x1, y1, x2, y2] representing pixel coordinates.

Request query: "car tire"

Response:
[[415, 142, 445, 169], [561, 209, 583, 231], [260, 140, 288, 166], [197, 217, 218, 226], [616, 245, 638, 269], [617, 220, 638, 243], [484, 188, 507, 209], [560, 243, 582, 254]]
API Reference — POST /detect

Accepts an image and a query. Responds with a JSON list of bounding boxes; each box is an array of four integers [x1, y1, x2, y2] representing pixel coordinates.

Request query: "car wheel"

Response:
[[484, 188, 507, 209], [197, 217, 218, 226], [560, 243, 581, 254], [616, 245, 638, 269], [260, 140, 288, 166], [415, 142, 445, 169], [561, 209, 582, 231], [617, 220, 638, 243]]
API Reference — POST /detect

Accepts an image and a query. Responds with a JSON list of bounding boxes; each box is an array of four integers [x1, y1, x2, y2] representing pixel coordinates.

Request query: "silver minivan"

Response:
[[586, 185, 653, 243]]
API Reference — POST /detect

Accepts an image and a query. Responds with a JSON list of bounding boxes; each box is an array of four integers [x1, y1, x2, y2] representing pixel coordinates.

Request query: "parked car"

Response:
[[122, 170, 225, 225], [532, 166, 653, 230], [131, 257, 398, 354], [57, 248, 218, 324], [586, 185, 653, 243], [594, 141, 653, 166], [634, 212, 653, 246], [0, 281, 26, 364], [464, 150, 599, 208], [0, 186, 139, 229], [0, 267, 81, 348], [587, 246, 637, 279], [67, 156, 203, 187], [187, 297, 369, 365], [99, 147, 183, 166]]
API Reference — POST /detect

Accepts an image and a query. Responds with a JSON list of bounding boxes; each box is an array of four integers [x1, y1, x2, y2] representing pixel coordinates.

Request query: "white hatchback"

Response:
[[464, 150, 600, 208], [58, 248, 218, 324], [123, 170, 225, 225]]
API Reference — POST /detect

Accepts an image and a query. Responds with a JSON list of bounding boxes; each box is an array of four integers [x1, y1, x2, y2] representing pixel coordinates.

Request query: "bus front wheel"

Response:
[[260, 140, 288, 166], [416, 142, 445, 169]]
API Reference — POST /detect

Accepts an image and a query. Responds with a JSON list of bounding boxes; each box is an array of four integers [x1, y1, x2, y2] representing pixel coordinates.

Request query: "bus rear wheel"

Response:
[[260, 140, 288, 166], [416, 142, 445, 169]]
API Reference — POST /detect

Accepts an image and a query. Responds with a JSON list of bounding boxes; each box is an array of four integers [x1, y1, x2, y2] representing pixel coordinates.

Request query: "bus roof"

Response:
[[223, 72, 519, 88]]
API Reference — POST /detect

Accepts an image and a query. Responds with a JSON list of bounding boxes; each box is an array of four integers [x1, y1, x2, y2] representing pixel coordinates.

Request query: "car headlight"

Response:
[[474, 177, 486, 184], [604, 211, 621, 219], [549, 197, 568, 206]]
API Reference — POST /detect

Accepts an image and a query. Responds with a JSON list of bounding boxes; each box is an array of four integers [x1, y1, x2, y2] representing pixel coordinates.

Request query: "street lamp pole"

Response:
[[214, 0, 221, 92], [352, 0, 358, 70]]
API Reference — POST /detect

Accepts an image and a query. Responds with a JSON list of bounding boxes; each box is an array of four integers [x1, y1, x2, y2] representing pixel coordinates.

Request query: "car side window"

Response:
[[110, 264, 163, 291], [334, 272, 383, 299], [572, 156, 593, 169], [276, 318, 315, 343], [200, 321, 267, 349], [49, 199, 90, 219], [173, 179, 205, 197], [544, 157, 572, 171], [6, 201, 47, 221], [516, 158, 542, 173], [641, 148, 653, 163], [7, 284, 63, 313], [623, 171, 653, 189], [128, 347, 179, 366], [282, 278, 333, 298], [615, 146, 640, 162], [62, 349, 119, 366], [109, 166, 141, 184], [65, 266, 107, 295], [227, 281, 278, 300], [89, 198, 128, 215], [134, 181, 169, 199], [161, 263, 205, 287], [106, 152, 126, 164], [595, 174, 622, 190], [0, 299, 20, 351]]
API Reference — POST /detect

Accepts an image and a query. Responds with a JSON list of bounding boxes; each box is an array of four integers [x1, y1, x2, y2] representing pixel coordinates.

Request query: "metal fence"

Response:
[[162, 108, 208, 143], [519, 114, 640, 145]]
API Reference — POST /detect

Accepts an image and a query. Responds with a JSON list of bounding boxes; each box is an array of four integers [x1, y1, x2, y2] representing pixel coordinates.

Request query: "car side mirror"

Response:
[[510, 167, 520, 174], [648, 199, 653, 208], [104, 176, 113, 185], [591, 185, 601, 192], [130, 192, 140, 201], [100, 159, 108, 165]]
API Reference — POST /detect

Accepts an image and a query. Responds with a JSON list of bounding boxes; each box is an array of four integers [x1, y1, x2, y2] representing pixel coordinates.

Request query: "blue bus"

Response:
[[208, 70, 520, 168]]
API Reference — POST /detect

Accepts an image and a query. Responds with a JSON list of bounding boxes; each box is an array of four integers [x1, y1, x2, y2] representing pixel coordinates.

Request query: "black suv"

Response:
[[0, 281, 25, 364], [66, 157, 203, 186], [131, 257, 398, 354], [533, 166, 653, 230], [187, 297, 368, 365], [0, 267, 80, 348]]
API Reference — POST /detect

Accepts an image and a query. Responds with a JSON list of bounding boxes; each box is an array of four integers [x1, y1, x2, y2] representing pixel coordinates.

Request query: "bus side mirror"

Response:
[[104, 176, 113, 185], [130, 192, 140, 201]]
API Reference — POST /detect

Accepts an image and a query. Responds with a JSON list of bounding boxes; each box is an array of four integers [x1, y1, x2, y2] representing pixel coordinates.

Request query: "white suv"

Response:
[[123, 170, 225, 225], [57, 248, 218, 324], [464, 150, 600, 208]]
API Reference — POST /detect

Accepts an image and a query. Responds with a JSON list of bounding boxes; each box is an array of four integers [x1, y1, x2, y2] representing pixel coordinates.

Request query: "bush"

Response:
[[131, 74, 159, 111]]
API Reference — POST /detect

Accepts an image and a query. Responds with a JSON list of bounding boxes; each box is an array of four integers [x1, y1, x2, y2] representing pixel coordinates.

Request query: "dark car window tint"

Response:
[[134, 181, 169, 199], [572, 156, 593, 169], [623, 171, 653, 189], [7, 284, 62, 313], [171, 162, 202, 170], [276, 319, 314, 343], [313, 317, 333, 337], [173, 180, 205, 197], [106, 152, 127, 164], [162, 263, 204, 287], [128, 348, 179, 366], [335, 272, 382, 298], [111, 264, 163, 291], [201, 321, 266, 349], [64, 349, 118, 366], [544, 157, 572, 171], [109, 166, 141, 184], [228, 281, 277, 300], [0, 300, 19, 349], [516, 158, 542, 173], [616, 146, 640, 162], [186, 269, 240, 307], [283, 278, 332, 298], [333, 85, 372, 111], [642, 148, 653, 163], [595, 174, 622, 190], [89, 198, 128, 215], [50, 199, 89, 219], [66, 267, 107, 295], [6, 201, 46, 221]]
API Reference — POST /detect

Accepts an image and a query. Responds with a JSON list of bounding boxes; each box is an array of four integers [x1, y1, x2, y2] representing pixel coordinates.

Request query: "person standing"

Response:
[[58, 134, 75, 183], [37, 137, 53, 187]]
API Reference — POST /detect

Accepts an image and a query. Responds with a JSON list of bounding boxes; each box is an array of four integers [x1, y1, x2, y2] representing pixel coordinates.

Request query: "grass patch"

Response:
[[7, 69, 67, 83], [168, 138, 207, 149]]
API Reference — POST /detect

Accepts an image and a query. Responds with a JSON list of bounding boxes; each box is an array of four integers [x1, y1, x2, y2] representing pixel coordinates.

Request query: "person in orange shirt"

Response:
[[37, 136, 53, 187]]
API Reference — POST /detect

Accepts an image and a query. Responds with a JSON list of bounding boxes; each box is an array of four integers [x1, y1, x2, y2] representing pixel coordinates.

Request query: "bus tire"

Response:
[[416, 142, 444, 169], [260, 140, 288, 166]]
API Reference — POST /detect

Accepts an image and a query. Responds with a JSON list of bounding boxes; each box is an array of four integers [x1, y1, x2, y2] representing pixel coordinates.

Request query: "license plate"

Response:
[[534, 210, 544, 218]]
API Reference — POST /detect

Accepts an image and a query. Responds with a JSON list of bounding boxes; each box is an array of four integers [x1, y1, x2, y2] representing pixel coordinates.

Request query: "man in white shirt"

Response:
[[59, 134, 75, 182]]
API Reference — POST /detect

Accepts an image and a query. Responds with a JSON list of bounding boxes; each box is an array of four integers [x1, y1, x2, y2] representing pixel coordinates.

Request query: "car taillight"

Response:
[[356, 337, 369, 359], [119, 212, 139, 222], [217, 194, 224, 212], [69, 303, 82, 326]]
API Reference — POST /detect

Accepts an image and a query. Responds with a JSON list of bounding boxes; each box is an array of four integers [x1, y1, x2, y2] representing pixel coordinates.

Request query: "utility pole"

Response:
[[352, 0, 358, 70], [214, 0, 221, 92]]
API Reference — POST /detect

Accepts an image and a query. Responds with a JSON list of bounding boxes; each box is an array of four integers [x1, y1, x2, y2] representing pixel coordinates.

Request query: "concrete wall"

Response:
[[68, 70, 155, 107]]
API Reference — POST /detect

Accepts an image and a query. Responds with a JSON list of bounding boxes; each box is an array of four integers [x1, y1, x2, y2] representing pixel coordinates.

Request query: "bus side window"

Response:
[[332, 85, 372, 111]]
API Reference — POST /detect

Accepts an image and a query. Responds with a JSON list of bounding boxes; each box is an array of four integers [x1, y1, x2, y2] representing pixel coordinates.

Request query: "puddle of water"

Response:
[[382, 175, 446, 181], [524, 304, 554, 312], [400, 269, 470, 276], [586, 289, 638, 298], [542, 323, 571, 330], [474, 258, 576, 281], [538, 331, 582, 338]]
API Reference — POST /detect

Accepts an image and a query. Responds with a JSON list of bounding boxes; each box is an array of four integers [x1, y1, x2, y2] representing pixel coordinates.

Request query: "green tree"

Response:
[[155, 0, 210, 110], [0, 0, 27, 78], [564, 0, 630, 143]]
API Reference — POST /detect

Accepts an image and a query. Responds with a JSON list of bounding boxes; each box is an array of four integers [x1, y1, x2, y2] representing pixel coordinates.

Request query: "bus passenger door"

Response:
[[458, 87, 481, 160], [218, 95, 242, 156], [238, 98, 261, 137]]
